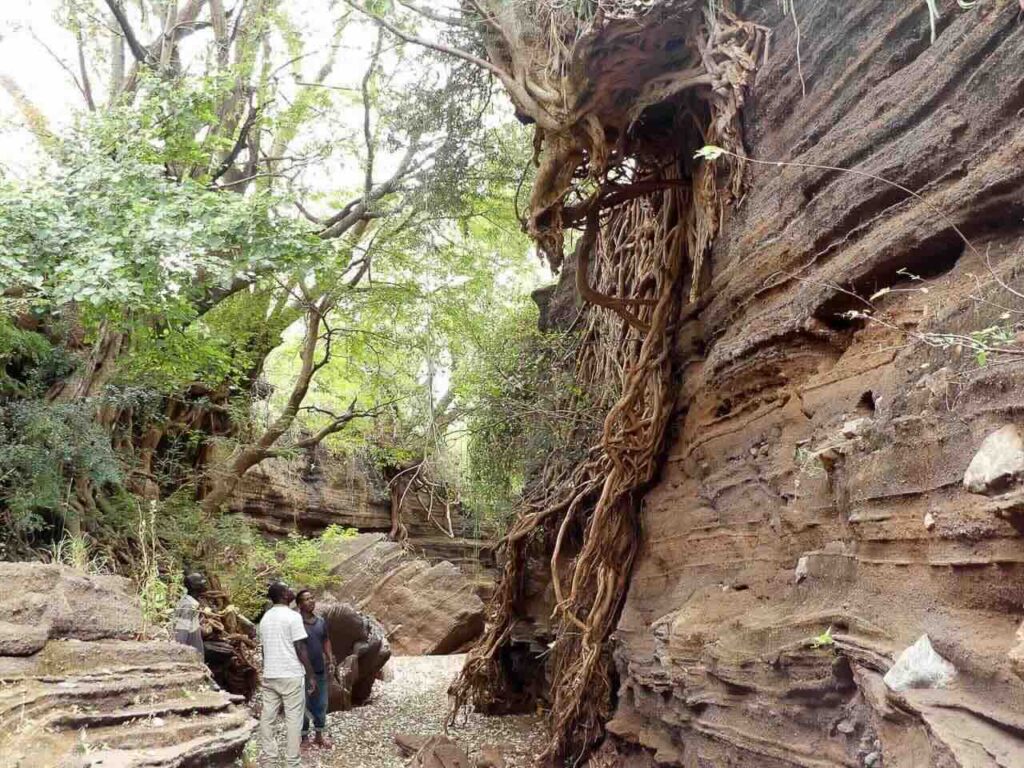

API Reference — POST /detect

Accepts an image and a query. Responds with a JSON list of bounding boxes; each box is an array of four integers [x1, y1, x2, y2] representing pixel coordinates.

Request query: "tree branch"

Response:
[[103, 0, 153, 65], [318, 141, 423, 239], [210, 102, 259, 183], [76, 32, 97, 111], [340, 0, 558, 130]]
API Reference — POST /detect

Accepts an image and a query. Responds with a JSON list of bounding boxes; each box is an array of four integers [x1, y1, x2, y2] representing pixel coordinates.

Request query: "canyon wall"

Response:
[[607, 2, 1024, 766]]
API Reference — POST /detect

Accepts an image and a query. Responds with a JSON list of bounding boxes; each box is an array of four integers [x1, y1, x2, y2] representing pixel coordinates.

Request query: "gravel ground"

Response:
[[256, 655, 545, 767]]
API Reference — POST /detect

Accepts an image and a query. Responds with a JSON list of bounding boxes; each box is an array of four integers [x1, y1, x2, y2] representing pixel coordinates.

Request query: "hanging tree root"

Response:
[[448, 4, 765, 765]]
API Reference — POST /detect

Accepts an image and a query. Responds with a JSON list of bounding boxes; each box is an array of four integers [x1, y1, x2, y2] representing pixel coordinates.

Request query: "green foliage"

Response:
[[0, 399, 123, 548], [694, 144, 726, 161], [219, 527, 355, 617], [449, 298, 598, 533], [0, 315, 67, 397], [809, 626, 835, 649], [969, 324, 1015, 367], [0, 2, 544, 612], [46, 533, 110, 573], [155, 491, 355, 616], [0, 81, 328, 335]]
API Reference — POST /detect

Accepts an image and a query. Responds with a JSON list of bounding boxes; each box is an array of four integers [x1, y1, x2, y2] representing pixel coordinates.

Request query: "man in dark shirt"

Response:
[[296, 589, 334, 749]]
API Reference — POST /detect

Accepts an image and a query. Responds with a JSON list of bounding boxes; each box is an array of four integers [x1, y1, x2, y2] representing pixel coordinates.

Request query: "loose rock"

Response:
[[1008, 621, 1024, 680], [883, 634, 956, 692], [842, 418, 871, 439], [476, 743, 510, 768], [322, 534, 485, 654], [963, 425, 1024, 495], [794, 556, 809, 583], [411, 735, 472, 768]]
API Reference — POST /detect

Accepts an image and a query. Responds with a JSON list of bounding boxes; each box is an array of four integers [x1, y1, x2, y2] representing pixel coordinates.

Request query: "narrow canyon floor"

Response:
[[254, 655, 545, 767]]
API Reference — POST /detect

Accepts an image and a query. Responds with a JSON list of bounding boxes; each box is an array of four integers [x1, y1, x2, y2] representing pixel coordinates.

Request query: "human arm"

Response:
[[324, 635, 334, 669], [294, 639, 317, 695], [289, 613, 316, 695]]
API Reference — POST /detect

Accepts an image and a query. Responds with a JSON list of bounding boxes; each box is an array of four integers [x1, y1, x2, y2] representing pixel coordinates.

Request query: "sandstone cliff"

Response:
[[445, 1, 1024, 765], [228, 445, 496, 594], [606, 2, 1024, 766]]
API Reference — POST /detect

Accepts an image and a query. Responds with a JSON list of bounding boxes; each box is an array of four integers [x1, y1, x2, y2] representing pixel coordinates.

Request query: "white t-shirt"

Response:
[[259, 605, 307, 679]]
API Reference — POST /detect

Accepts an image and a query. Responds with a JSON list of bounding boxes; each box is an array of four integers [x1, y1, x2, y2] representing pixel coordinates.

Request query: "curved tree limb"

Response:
[[340, 0, 560, 131]]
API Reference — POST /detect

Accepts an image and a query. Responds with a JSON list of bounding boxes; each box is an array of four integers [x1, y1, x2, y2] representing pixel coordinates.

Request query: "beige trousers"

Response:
[[259, 676, 305, 767]]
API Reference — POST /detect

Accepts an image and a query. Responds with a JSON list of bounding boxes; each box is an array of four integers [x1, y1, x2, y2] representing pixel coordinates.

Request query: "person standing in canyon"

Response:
[[259, 582, 317, 767], [296, 589, 334, 750], [172, 572, 208, 656]]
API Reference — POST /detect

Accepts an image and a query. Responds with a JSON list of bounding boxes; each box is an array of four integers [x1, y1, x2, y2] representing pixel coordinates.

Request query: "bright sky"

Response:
[[0, 3, 72, 172], [0, 1, 374, 178]]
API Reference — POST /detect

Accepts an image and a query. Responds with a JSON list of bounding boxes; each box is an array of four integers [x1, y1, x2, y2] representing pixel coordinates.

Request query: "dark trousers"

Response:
[[302, 670, 329, 735]]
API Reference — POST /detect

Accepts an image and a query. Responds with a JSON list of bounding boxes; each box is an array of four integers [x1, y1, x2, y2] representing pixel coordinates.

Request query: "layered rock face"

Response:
[[229, 446, 392, 535], [0, 563, 254, 767], [229, 446, 496, 594], [608, 3, 1024, 766], [323, 534, 486, 655]]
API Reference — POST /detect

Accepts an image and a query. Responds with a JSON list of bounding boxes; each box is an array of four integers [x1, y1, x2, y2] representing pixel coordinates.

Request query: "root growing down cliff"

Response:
[[446, 3, 765, 763]]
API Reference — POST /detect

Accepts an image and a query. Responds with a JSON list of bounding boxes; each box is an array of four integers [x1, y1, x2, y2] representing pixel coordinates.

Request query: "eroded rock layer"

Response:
[[228, 447, 392, 535], [0, 563, 254, 767], [607, 2, 1024, 766], [322, 533, 486, 655], [229, 447, 496, 594]]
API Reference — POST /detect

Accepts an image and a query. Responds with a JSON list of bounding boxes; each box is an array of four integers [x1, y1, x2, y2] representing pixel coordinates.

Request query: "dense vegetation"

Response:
[[0, 0, 570, 618]]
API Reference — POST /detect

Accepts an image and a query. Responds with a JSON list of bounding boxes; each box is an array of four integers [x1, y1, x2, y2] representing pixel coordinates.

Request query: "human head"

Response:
[[184, 572, 208, 597], [296, 589, 315, 614], [268, 581, 292, 605]]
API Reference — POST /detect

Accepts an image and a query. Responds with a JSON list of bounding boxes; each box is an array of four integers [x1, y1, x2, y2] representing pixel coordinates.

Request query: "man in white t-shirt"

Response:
[[259, 582, 316, 767]]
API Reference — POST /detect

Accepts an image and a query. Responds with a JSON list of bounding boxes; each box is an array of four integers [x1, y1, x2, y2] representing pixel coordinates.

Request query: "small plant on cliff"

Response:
[[809, 626, 835, 649]]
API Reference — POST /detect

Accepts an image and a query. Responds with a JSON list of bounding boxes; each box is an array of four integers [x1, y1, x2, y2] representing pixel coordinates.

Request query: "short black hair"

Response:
[[296, 589, 313, 602], [268, 581, 291, 603]]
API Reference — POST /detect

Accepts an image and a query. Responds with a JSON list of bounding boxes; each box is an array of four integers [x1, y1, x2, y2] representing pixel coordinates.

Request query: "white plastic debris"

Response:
[[883, 634, 956, 691]]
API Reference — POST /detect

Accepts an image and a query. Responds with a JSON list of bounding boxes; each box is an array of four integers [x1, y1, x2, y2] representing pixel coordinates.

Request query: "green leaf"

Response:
[[809, 626, 835, 649], [694, 145, 727, 161]]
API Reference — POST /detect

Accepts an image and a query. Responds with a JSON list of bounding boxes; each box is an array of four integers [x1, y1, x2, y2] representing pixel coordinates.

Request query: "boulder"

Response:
[[0, 563, 142, 655], [322, 533, 485, 655], [476, 743, 511, 768], [410, 735, 472, 768], [963, 425, 1024, 495], [322, 601, 391, 710], [0, 563, 254, 767], [395, 732, 430, 757]]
